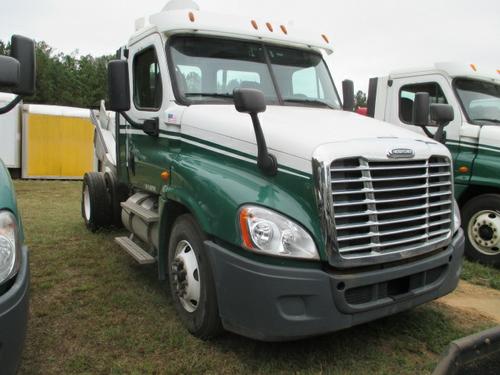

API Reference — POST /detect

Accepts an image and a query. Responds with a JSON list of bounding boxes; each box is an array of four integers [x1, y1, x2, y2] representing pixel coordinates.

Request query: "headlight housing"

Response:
[[453, 200, 461, 234], [0, 211, 20, 285], [238, 206, 319, 260]]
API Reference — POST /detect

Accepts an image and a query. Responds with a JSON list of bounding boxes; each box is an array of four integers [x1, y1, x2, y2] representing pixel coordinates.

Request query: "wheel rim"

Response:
[[171, 240, 200, 313], [467, 209, 500, 256], [83, 184, 91, 221]]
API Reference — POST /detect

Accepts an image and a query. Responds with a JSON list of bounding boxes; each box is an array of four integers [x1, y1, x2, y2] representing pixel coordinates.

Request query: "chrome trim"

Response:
[[312, 149, 454, 268]]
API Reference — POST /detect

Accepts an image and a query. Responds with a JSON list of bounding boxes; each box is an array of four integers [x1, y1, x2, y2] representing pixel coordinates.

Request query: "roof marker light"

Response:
[[321, 34, 330, 44], [266, 22, 274, 32], [251, 20, 258, 30], [280, 25, 288, 35], [470, 63, 477, 72], [188, 11, 195, 22]]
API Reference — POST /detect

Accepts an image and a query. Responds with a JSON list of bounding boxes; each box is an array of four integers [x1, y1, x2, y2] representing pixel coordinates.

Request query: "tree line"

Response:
[[0, 39, 113, 108]]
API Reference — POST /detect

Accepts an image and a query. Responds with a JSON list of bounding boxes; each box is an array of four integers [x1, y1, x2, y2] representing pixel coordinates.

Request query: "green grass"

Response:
[[14, 181, 496, 375], [462, 260, 500, 290]]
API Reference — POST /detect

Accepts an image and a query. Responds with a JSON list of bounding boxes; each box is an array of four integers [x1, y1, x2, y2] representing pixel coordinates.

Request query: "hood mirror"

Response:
[[233, 88, 277, 176]]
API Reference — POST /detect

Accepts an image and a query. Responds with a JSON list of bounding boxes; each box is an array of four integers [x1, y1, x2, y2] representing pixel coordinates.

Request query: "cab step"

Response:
[[114, 236, 156, 265], [120, 201, 159, 223]]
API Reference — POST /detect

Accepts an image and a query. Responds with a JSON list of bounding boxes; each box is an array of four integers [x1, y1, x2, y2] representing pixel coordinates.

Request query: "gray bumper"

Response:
[[206, 229, 465, 341], [0, 245, 29, 375]]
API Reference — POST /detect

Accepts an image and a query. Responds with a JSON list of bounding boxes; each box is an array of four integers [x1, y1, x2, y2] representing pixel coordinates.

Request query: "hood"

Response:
[[178, 105, 446, 173]]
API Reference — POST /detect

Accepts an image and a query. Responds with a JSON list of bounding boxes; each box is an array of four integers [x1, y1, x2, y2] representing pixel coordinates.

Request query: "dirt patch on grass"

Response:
[[437, 281, 500, 323]]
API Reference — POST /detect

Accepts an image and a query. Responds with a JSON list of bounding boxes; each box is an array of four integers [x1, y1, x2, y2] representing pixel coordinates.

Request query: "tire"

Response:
[[104, 172, 128, 228], [462, 194, 500, 267], [167, 214, 222, 339], [81, 172, 112, 232]]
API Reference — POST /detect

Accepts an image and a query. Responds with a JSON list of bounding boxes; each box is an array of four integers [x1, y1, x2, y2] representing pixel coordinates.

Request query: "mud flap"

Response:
[[432, 326, 500, 375]]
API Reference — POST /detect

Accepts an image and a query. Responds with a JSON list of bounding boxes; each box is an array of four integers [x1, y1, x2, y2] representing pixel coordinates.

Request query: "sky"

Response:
[[1, 0, 499, 93]]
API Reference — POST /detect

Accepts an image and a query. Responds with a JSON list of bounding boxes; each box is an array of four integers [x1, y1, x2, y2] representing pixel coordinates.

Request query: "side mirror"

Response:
[[108, 60, 130, 112], [10, 35, 36, 96], [342, 80, 355, 111], [0, 56, 20, 87], [430, 103, 454, 126], [233, 87, 266, 114], [233, 88, 276, 176], [413, 92, 430, 126]]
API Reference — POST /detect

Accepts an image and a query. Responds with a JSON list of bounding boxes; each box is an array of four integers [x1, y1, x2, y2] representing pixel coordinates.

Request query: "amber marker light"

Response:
[[188, 11, 195, 22], [251, 20, 258, 30], [470, 63, 477, 72], [239, 208, 254, 249], [458, 166, 470, 174], [160, 170, 170, 182], [497, 69, 500, 75], [266, 22, 274, 32], [280, 25, 288, 35]]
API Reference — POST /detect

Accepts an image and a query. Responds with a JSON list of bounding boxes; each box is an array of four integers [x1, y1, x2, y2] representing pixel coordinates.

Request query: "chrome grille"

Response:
[[330, 156, 453, 259]]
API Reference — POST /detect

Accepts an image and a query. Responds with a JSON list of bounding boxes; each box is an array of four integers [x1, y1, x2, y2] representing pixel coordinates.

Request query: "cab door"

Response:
[[125, 33, 173, 193], [388, 74, 473, 184]]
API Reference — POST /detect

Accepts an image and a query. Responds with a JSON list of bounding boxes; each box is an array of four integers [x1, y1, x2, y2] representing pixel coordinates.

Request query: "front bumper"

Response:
[[0, 245, 29, 375], [206, 229, 464, 341]]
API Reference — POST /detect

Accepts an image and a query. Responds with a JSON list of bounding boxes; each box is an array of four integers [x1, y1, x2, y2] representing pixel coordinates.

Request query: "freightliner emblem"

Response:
[[387, 148, 415, 159]]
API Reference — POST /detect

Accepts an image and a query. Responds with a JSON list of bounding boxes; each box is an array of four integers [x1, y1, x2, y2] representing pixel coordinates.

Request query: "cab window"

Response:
[[133, 47, 162, 110], [399, 82, 448, 124]]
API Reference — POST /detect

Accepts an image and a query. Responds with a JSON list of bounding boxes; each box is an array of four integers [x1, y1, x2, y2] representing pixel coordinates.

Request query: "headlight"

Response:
[[453, 200, 461, 234], [238, 206, 319, 260], [0, 211, 20, 284]]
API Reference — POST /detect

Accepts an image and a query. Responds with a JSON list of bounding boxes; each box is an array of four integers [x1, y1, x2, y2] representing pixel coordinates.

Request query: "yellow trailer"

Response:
[[22, 104, 95, 179]]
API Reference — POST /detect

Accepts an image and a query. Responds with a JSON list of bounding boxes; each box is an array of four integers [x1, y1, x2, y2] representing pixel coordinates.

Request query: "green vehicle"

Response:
[[0, 35, 35, 374], [84, 2, 464, 341], [367, 62, 500, 266]]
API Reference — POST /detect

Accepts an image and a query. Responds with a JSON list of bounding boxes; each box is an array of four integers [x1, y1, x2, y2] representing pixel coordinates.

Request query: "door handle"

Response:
[[143, 118, 159, 137]]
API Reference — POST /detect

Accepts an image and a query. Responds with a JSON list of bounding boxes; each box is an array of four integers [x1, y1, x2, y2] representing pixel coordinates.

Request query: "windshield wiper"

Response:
[[284, 98, 334, 109], [184, 92, 233, 99]]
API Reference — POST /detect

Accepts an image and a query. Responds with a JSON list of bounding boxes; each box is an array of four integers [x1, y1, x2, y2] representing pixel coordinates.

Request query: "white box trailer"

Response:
[[0, 92, 22, 169]]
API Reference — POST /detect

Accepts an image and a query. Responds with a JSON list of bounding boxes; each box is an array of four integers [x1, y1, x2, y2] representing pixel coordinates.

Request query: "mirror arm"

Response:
[[0, 95, 22, 115], [433, 123, 448, 144], [119, 111, 143, 129], [420, 125, 434, 139], [250, 112, 277, 176]]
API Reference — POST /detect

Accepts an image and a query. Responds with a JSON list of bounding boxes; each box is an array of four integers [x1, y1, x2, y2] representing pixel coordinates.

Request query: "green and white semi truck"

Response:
[[366, 63, 500, 267], [0, 35, 35, 375], [84, 1, 464, 341]]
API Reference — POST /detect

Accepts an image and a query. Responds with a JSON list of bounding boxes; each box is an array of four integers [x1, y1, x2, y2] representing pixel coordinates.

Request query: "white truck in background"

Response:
[[365, 63, 500, 266]]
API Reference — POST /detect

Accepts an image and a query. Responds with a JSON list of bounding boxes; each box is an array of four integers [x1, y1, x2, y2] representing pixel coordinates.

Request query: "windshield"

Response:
[[168, 35, 341, 109], [455, 78, 500, 124]]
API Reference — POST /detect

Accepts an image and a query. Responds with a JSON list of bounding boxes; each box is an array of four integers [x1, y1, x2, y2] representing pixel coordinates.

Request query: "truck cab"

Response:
[[0, 35, 35, 375], [367, 63, 500, 266], [85, 1, 464, 341]]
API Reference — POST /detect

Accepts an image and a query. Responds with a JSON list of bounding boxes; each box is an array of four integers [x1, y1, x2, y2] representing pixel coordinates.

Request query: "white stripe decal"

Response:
[[119, 130, 311, 179], [447, 141, 500, 154]]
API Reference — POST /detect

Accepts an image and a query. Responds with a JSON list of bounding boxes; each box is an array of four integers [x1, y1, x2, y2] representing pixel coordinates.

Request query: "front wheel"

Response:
[[167, 214, 222, 339], [462, 194, 500, 267]]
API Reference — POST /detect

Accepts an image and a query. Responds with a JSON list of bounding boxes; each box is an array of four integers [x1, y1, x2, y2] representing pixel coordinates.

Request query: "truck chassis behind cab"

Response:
[[84, 1, 464, 341]]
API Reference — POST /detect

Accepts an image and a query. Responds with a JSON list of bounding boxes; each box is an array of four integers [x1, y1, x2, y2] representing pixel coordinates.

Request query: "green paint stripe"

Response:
[[160, 130, 312, 178], [117, 127, 311, 178]]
